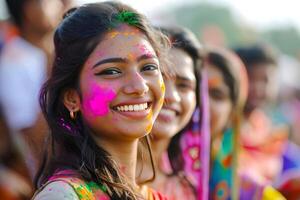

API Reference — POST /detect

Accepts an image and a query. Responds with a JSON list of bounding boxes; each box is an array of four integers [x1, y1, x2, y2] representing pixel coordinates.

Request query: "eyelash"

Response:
[[95, 68, 121, 76], [142, 64, 158, 72], [95, 64, 158, 76]]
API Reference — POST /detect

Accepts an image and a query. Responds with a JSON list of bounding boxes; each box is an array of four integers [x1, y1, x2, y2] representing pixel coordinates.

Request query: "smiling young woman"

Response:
[[32, 2, 169, 200]]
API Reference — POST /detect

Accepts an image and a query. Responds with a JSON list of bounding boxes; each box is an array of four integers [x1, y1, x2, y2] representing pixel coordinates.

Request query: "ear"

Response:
[[63, 89, 81, 113]]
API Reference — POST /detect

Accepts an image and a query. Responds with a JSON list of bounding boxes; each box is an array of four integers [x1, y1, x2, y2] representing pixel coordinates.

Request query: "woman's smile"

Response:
[[111, 100, 153, 120]]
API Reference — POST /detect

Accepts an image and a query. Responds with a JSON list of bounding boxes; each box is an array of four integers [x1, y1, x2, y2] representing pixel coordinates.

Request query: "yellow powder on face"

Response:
[[145, 123, 153, 133], [158, 79, 166, 108], [145, 110, 153, 133]]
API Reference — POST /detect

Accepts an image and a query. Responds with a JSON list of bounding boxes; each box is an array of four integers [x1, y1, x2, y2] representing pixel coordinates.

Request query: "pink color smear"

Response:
[[83, 83, 116, 117]]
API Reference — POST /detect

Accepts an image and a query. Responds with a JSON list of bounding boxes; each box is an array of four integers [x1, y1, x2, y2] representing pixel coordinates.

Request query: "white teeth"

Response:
[[160, 108, 176, 116], [129, 105, 133, 111], [139, 104, 143, 110], [115, 103, 149, 112]]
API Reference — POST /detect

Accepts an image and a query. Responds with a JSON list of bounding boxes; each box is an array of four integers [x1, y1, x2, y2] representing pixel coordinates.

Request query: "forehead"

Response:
[[90, 25, 156, 58], [166, 48, 194, 76], [207, 64, 226, 87]]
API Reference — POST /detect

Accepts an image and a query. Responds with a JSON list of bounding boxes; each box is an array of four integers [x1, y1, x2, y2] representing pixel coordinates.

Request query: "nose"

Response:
[[164, 80, 181, 105], [123, 72, 149, 96]]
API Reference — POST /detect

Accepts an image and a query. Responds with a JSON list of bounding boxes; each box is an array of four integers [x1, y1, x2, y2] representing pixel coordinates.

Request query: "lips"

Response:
[[157, 106, 180, 122]]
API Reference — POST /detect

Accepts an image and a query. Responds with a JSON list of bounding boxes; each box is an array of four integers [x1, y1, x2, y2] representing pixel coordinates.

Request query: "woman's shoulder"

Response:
[[33, 181, 79, 200], [33, 171, 110, 200]]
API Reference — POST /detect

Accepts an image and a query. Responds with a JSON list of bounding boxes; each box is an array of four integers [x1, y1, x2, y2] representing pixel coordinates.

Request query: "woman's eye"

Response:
[[209, 89, 228, 100], [177, 83, 190, 89], [177, 81, 195, 91], [142, 64, 158, 72], [95, 68, 121, 76]]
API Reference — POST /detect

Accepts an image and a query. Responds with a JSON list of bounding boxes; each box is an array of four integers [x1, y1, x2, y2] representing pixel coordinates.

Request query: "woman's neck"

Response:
[[94, 137, 139, 187], [151, 136, 172, 175]]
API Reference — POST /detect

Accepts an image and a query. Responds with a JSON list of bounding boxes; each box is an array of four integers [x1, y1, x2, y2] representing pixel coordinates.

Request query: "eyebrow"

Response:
[[92, 54, 158, 69], [177, 75, 195, 82]]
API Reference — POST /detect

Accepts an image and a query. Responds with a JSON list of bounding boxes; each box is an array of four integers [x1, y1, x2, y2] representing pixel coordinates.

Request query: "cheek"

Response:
[[158, 78, 166, 106], [82, 83, 117, 118], [153, 77, 165, 108], [210, 100, 231, 128], [182, 92, 196, 117]]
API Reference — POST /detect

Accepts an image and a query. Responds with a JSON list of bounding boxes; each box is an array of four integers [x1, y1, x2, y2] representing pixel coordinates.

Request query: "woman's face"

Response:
[[207, 64, 233, 139], [77, 25, 165, 141], [152, 48, 196, 139]]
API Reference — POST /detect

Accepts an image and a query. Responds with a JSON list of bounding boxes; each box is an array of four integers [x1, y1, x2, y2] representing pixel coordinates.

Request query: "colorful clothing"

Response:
[[239, 109, 288, 185], [33, 170, 166, 200], [210, 128, 235, 200], [154, 175, 196, 200], [180, 69, 211, 199], [277, 174, 300, 200]]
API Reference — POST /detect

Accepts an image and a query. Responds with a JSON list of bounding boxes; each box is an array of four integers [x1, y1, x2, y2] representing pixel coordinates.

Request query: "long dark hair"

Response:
[[159, 27, 203, 176], [35, 2, 168, 199]]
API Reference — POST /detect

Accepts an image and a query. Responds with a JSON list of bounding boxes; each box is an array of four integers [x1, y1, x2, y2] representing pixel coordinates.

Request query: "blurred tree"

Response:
[[168, 3, 256, 46], [168, 2, 300, 57], [262, 26, 300, 57]]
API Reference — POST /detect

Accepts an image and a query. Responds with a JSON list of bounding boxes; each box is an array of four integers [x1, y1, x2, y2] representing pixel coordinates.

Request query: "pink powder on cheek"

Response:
[[83, 83, 117, 117]]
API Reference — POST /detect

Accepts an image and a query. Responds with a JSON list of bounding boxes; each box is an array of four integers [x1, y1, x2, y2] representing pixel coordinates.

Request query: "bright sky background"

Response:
[[0, 0, 299, 30], [77, 0, 300, 30]]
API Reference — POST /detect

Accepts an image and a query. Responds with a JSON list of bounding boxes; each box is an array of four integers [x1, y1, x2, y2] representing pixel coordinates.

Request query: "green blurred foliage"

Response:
[[263, 26, 300, 57], [168, 2, 300, 57]]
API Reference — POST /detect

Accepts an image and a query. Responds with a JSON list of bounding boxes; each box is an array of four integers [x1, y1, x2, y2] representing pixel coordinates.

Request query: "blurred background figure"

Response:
[[234, 45, 288, 185], [0, 0, 74, 199]]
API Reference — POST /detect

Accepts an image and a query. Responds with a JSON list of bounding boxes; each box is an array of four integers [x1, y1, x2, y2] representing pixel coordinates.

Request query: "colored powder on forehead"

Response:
[[208, 76, 223, 88], [136, 44, 154, 57], [96, 51, 104, 57], [109, 30, 119, 39], [108, 29, 139, 39], [83, 83, 116, 117], [128, 52, 134, 61]]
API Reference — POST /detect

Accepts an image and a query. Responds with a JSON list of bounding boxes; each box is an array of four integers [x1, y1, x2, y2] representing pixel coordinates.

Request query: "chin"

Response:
[[119, 126, 153, 139], [153, 127, 177, 140]]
